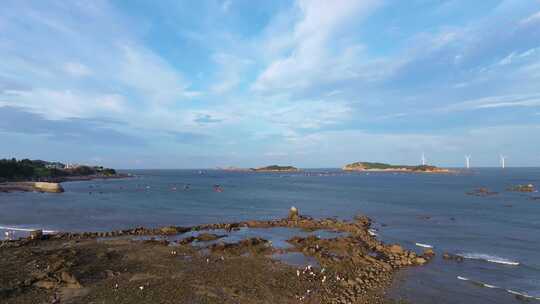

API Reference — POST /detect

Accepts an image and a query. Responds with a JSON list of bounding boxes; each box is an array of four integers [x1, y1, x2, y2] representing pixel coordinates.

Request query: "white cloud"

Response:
[[0, 89, 127, 120], [222, 0, 232, 12], [520, 11, 540, 25], [210, 52, 253, 94], [63, 62, 92, 77], [117, 44, 191, 105], [439, 94, 540, 112], [252, 0, 380, 92]]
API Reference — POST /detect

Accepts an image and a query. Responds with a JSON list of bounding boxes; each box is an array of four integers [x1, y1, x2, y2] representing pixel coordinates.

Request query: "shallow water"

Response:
[[1, 168, 539, 303]]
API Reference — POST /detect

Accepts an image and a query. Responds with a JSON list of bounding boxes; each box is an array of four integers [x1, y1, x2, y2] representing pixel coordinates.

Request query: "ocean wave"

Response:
[[457, 276, 540, 301], [367, 229, 378, 236], [457, 253, 520, 266], [0, 225, 57, 234], [415, 242, 433, 248]]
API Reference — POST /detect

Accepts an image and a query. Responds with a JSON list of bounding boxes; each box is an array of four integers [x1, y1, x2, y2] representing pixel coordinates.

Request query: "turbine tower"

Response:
[[499, 155, 506, 169], [421, 152, 426, 166], [465, 155, 471, 169]]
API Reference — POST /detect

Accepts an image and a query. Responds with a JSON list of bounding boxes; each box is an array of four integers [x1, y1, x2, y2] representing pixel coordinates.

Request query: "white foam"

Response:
[[457, 253, 520, 266], [0, 226, 57, 234], [506, 289, 537, 299], [415, 242, 433, 248], [368, 229, 378, 236], [458, 276, 540, 301]]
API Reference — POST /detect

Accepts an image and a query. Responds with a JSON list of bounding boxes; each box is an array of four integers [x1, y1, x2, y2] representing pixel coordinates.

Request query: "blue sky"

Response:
[[1, 0, 539, 168]]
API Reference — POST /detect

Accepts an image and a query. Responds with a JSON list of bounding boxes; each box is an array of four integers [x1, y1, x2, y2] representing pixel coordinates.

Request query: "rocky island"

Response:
[[343, 161, 450, 173], [251, 165, 300, 172], [0, 158, 127, 193]]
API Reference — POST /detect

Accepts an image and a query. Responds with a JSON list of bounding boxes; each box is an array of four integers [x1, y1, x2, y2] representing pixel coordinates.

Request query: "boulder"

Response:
[[288, 206, 299, 220], [60, 271, 82, 288], [423, 248, 435, 257], [34, 182, 64, 193], [34, 280, 57, 290], [388, 244, 403, 254], [29, 230, 43, 240]]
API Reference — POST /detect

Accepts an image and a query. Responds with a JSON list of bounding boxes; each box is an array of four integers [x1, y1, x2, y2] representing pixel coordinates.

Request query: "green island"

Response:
[[343, 161, 450, 173], [251, 165, 299, 172]]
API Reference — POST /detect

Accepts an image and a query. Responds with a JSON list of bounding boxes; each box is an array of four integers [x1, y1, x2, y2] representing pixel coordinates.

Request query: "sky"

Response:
[[0, 0, 539, 168]]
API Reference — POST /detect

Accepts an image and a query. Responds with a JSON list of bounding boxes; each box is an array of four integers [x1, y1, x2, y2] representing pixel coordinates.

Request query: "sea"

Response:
[[1, 168, 539, 303]]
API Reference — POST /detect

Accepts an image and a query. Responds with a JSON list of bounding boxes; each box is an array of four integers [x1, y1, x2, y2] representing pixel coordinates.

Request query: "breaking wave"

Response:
[[457, 276, 540, 301], [457, 253, 520, 266], [0, 225, 57, 234]]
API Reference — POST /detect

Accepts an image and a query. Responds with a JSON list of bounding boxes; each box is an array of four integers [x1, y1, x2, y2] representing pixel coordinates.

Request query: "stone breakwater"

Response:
[[0, 211, 433, 304]]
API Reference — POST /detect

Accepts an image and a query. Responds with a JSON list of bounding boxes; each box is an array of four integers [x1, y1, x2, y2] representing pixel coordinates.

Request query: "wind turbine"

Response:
[[499, 155, 506, 169], [421, 152, 426, 165], [465, 155, 471, 169]]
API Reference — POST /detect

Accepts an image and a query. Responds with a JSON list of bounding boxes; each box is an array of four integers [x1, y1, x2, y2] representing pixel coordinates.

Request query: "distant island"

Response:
[[0, 158, 125, 193], [220, 165, 300, 172], [342, 161, 450, 173], [251, 165, 299, 172]]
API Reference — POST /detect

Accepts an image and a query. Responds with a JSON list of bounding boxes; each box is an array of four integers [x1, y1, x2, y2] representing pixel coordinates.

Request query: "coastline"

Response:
[[0, 174, 130, 193], [0, 211, 433, 304]]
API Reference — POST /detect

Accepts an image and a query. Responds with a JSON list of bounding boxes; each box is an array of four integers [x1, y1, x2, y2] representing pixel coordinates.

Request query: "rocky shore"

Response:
[[0, 209, 432, 304], [0, 174, 129, 193]]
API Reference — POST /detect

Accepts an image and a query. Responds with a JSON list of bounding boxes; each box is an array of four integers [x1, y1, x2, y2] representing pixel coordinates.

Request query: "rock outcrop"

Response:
[[33, 182, 64, 193]]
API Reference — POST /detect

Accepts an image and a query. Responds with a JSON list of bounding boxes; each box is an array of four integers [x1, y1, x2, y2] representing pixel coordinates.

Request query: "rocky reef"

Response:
[[0, 208, 432, 304], [508, 184, 536, 192]]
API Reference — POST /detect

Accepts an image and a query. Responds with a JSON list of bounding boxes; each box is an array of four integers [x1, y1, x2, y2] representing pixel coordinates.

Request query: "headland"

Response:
[[0, 158, 127, 193]]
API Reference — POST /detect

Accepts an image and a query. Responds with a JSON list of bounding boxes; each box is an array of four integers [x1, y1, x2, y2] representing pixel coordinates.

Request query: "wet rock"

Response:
[[442, 252, 464, 262], [509, 184, 535, 192], [413, 257, 427, 265], [34, 280, 57, 290], [423, 248, 435, 258], [60, 272, 80, 285], [196, 233, 224, 242], [159, 226, 189, 235], [467, 187, 498, 196], [30, 230, 43, 240], [388, 245, 403, 254]]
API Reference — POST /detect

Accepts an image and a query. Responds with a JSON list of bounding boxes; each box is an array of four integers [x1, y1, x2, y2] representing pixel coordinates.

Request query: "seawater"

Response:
[[1, 168, 539, 303]]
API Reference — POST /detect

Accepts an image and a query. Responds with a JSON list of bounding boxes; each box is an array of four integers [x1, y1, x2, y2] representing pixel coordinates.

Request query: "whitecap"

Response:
[[506, 289, 535, 299], [415, 242, 433, 248], [368, 229, 377, 236], [457, 276, 540, 301], [0, 225, 57, 234], [457, 253, 519, 266]]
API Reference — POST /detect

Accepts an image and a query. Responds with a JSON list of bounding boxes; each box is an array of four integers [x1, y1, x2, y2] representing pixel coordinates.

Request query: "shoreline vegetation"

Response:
[[0, 208, 433, 304], [342, 161, 451, 173], [0, 158, 128, 193]]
